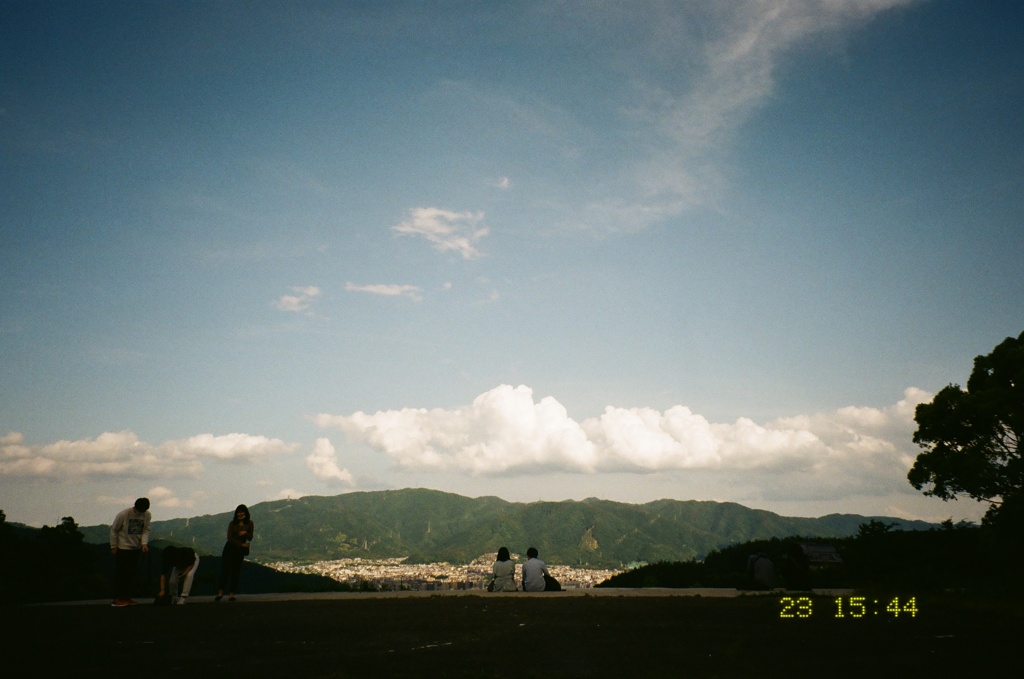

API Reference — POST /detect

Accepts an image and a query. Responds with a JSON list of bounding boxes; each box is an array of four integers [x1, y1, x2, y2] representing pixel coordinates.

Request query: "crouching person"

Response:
[[158, 546, 198, 605]]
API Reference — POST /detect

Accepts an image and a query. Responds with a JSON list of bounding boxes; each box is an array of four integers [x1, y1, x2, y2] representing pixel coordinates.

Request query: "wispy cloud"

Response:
[[639, 0, 917, 147], [392, 207, 488, 259], [274, 286, 321, 313], [313, 384, 931, 502], [558, 0, 918, 232], [345, 282, 423, 301], [0, 431, 298, 479]]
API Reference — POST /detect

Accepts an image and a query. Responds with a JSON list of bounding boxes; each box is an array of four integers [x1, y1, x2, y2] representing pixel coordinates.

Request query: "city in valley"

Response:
[[264, 553, 625, 591]]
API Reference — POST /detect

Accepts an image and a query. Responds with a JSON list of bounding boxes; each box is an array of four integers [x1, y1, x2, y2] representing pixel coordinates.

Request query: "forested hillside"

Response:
[[78, 489, 934, 567]]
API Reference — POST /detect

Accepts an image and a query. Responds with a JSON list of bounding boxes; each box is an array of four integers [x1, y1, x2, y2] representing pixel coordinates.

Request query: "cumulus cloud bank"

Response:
[[305, 437, 355, 485], [313, 384, 931, 491], [0, 431, 298, 479], [392, 207, 488, 259]]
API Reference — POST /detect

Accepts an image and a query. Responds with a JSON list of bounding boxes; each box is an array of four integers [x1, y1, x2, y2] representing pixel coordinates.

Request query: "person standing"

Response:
[[521, 546, 550, 592], [109, 497, 151, 607], [216, 504, 253, 601]]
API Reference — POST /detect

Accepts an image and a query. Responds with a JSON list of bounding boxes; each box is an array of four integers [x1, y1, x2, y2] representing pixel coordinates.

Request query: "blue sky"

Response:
[[2, 1, 1022, 528]]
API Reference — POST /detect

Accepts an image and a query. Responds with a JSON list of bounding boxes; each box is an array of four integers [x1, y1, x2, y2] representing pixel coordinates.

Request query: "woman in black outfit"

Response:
[[216, 504, 253, 601]]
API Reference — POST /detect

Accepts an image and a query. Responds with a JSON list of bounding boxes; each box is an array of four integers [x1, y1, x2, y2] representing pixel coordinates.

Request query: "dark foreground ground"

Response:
[[4, 591, 1022, 678]]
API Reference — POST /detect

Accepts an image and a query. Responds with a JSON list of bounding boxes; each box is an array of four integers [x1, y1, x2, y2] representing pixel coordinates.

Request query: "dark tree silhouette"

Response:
[[908, 331, 1024, 528], [0, 514, 110, 605]]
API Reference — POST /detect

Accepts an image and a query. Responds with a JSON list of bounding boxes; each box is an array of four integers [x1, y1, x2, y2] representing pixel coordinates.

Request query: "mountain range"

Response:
[[79, 488, 936, 568]]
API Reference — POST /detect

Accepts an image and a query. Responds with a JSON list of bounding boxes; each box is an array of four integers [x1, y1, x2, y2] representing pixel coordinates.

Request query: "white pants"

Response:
[[167, 555, 199, 602]]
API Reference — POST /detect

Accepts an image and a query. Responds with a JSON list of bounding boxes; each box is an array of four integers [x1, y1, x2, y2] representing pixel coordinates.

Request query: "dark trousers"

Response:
[[219, 545, 245, 593], [113, 549, 142, 600]]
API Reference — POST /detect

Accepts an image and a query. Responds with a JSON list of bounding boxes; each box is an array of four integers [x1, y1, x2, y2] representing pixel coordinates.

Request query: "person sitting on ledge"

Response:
[[521, 547, 550, 592], [490, 547, 518, 592]]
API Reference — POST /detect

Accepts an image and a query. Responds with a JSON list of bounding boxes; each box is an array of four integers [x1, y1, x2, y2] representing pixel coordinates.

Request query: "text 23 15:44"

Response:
[[779, 596, 917, 618]]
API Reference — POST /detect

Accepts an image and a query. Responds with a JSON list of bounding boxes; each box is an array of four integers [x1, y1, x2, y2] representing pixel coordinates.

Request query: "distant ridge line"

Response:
[[78, 488, 937, 568]]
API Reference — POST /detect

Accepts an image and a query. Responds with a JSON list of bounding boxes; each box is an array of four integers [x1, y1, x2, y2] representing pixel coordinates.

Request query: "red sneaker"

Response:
[[111, 599, 130, 607]]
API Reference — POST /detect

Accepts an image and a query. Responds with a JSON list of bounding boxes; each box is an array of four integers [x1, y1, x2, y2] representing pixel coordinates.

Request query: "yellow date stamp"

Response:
[[779, 596, 918, 619]]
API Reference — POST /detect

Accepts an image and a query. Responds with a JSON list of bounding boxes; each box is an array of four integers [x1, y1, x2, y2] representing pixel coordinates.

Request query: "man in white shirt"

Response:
[[109, 497, 151, 606], [521, 547, 550, 592]]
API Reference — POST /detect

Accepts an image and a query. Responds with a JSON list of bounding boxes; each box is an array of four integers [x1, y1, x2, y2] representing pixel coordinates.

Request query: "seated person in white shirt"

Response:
[[521, 546, 550, 592]]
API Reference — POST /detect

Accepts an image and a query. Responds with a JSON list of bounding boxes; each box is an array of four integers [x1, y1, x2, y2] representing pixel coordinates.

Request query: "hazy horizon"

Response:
[[38, 486, 946, 531]]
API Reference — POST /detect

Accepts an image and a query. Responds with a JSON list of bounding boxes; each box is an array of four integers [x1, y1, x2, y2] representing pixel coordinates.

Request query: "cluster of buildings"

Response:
[[263, 555, 622, 591]]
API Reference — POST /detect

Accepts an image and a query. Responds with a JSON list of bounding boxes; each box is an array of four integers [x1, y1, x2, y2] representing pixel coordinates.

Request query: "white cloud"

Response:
[[0, 431, 298, 479], [344, 282, 423, 301], [314, 384, 933, 501], [392, 207, 488, 259], [305, 437, 355, 485], [146, 485, 194, 510], [315, 385, 598, 475], [5, 430, 200, 478], [494, 176, 511, 190], [1, 431, 23, 446], [581, 406, 821, 472], [166, 433, 298, 462], [274, 285, 321, 313]]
